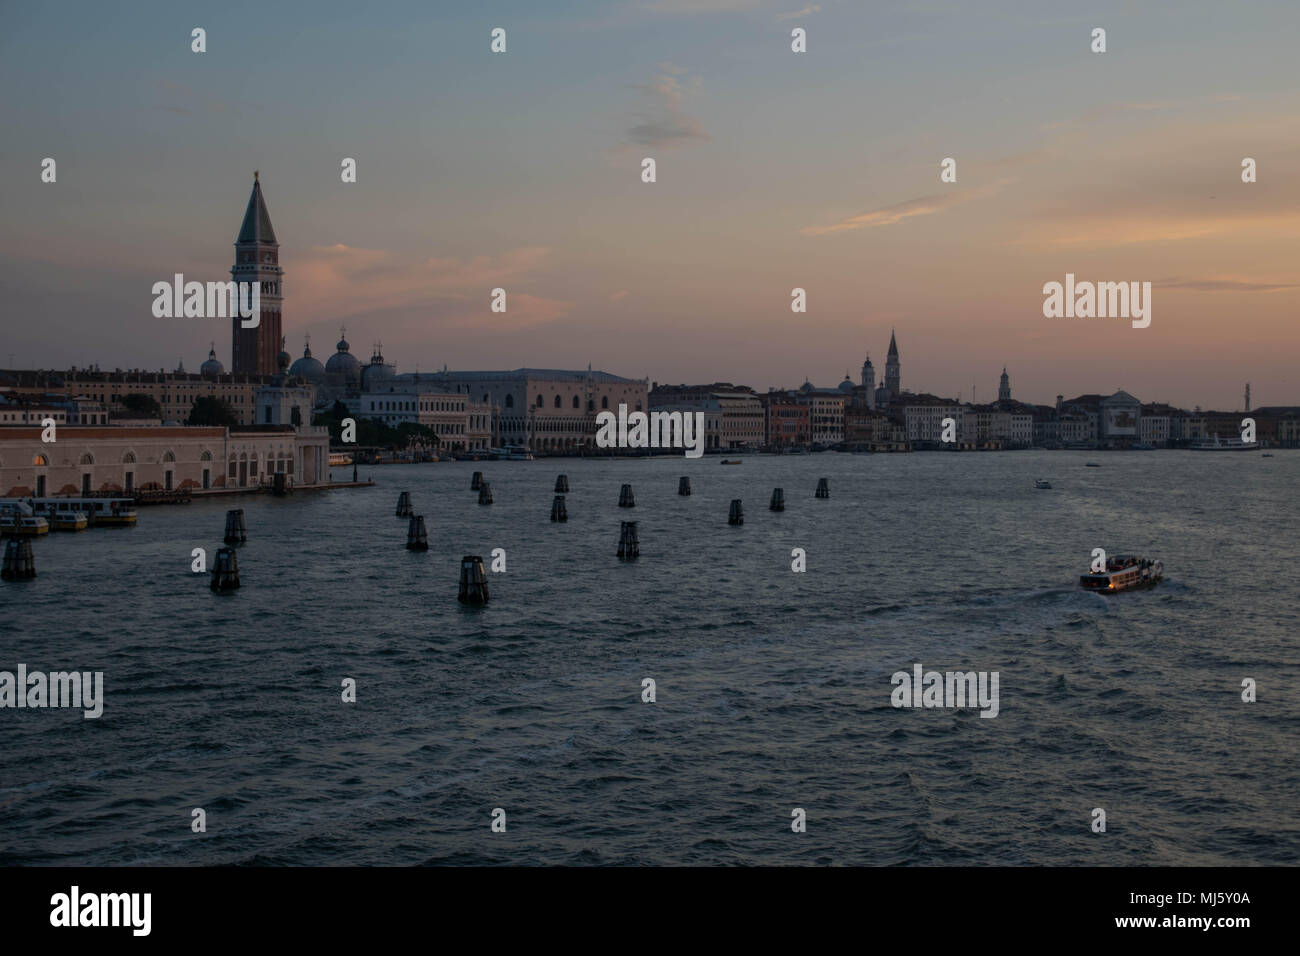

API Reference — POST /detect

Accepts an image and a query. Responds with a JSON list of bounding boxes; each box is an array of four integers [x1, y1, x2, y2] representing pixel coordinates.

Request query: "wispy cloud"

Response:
[[1158, 276, 1298, 293], [776, 5, 821, 21], [291, 245, 562, 326], [639, 0, 761, 13], [801, 184, 1003, 236], [620, 70, 711, 150]]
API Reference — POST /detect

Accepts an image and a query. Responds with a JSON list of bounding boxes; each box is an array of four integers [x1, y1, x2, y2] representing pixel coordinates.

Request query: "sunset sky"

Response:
[[3, 0, 1298, 409]]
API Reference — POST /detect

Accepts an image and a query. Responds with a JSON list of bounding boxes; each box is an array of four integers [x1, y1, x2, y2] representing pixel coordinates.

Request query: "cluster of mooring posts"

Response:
[[206, 508, 248, 592], [269, 474, 831, 604], [1, 539, 36, 580]]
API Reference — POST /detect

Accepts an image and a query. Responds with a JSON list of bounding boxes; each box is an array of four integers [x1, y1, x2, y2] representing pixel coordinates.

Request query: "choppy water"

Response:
[[1, 450, 1297, 865]]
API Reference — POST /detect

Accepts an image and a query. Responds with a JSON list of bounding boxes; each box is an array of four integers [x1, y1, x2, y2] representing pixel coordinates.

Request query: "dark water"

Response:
[[2, 450, 1297, 865]]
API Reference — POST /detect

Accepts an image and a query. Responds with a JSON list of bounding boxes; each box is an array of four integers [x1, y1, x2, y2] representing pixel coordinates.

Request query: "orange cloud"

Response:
[[290, 245, 553, 319]]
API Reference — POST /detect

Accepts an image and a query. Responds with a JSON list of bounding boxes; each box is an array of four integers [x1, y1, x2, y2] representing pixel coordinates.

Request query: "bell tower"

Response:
[[885, 330, 900, 399], [231, 172, 283, 375]]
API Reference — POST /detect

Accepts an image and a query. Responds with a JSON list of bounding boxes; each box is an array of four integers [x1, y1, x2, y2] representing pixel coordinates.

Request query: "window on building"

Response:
[[505, 394, 514, 409], [602, 396, 609, 410]]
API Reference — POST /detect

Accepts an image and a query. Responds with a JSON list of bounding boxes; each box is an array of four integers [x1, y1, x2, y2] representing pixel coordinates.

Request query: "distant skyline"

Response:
[[3, 0, 1298, 409]]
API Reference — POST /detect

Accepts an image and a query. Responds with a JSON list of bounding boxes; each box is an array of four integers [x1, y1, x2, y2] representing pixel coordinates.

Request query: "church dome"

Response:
[[200, 345, 224, 377], [325, 330, 361, 383], [288, 340, 326, 384], [362, 362, 394, 390], [838, 375, 855, 393]]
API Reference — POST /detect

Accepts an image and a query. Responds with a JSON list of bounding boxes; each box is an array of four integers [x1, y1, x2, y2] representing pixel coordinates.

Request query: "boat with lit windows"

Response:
[[0, 502, 50, 536], [18, 497, 138, 527], [1079, 554, 1163, 593]]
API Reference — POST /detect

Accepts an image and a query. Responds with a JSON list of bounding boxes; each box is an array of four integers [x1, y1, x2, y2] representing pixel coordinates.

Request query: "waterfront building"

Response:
[[428, 368, 649, 453], [792, 382, 846, 445], [843, 405, 907, 450], [904, 395, 966, 445], [33, 367, 271, 426], [650, 384, 764, 450], [346, 387, 491, 452], [255, 343, 317, 427], [1098, 390, 1142, 447], [1058, 395, 1103, 445], [647, 397, 725, 451], [0, 398, 68, 427], [0, 423, 328, 497], [762, 391, 810, 446]]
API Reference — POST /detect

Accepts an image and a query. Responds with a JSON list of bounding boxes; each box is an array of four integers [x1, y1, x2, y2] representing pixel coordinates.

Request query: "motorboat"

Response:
[[1080, 554, 1163, 593], [0, 501, 50, 536]]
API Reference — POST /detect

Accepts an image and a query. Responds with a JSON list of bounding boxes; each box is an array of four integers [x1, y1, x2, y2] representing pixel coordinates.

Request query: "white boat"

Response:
[[1080, 555, 1163, 593], [1189, 435, 1257, 451], [1034, 479, 1052, 489], [11, 497, 138, 527], [0, 501, 50, 536], [503, 445, 534, 461]]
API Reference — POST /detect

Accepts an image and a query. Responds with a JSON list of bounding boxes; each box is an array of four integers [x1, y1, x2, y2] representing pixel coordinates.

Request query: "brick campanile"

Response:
[[230, 172, 284, 375]]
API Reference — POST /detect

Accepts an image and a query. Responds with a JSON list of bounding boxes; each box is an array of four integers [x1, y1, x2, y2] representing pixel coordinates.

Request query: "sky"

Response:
[[2, 0, 1298, 410]]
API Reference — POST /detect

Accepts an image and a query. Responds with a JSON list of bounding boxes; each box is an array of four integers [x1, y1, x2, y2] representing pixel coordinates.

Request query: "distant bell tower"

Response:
[[231, 172, 283, 375], [1245, 383, 1251, 412], [885, 330, 900, 399], [999, 367, 1011, 403], [861, 354, 875, 409]]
